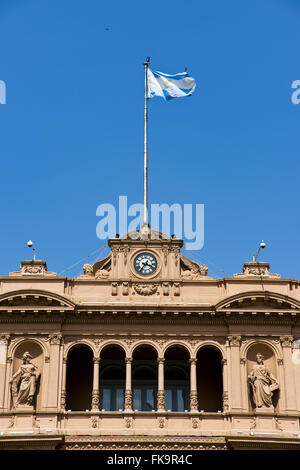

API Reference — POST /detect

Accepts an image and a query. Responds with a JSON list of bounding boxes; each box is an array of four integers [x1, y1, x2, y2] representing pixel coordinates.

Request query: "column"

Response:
[[0, 335, 10, 410], [222, 358, 229, 412], [60, 357, 67, 410], [280, 336, 297, 411], [47, 334, 62, 410], [190, 358, 198, 411], [157, 358, 165, 411], [91, 358, 100, 410], [124, 357, 132, 411], [228, 335, 243, 411]]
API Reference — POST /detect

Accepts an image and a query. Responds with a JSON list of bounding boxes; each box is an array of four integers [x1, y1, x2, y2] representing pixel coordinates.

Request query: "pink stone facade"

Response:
[[0, 231, 299, 450]]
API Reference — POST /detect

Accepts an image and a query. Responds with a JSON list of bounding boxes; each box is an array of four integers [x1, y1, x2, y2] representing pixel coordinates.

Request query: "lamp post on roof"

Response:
[[252, 240, 266, 262], [27, 240, 36, 261]]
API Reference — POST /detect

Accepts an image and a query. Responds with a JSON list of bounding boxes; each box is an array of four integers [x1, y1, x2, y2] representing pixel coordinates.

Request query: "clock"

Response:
[[134, 252, 157, 276]]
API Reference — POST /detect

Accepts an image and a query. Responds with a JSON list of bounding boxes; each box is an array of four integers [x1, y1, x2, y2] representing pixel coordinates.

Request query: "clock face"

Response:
[[134, 252, 157, 276]]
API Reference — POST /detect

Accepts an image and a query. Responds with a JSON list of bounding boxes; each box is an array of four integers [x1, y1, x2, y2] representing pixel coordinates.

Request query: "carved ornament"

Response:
[[228, 335, 241, 347], [133, 283, 158, 296], [280, 336, 293, 348]]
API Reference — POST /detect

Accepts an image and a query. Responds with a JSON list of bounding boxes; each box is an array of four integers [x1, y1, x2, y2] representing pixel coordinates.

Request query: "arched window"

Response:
[[66, 345, 93, 411], [164, 346, 189, 412], [196, 347, 223, 412], [100, 345, 125, 411], [132, 346, 158, 411]]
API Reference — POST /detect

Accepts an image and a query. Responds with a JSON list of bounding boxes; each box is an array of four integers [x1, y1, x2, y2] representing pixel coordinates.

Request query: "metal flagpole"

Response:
[[143, 57, 150, 227]]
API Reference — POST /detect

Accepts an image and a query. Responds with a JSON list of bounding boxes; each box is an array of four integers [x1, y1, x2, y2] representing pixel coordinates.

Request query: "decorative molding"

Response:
[[222, 392, 229, 412], [44, 356, 50, 363], [48, 334, 62, 345], [124, 390, 132, 410], [8, 415, 15, 428], [125, 417, 132, 428], [228, 335, 242, 347], [190, 391, 198, 411], [0, 334, 10, 345], [162, 246, 169, 266], [240, 358, 246, 365], [191, 417, 198, 429], [280, 336, 293, 348], [60, 390, 66, 409], [173, 282, 180, 296], [157, 391, 165, 410], [92, 339, 103, 348], [91, 391, 99, 410], [162, 282, 169, 296], [133, 283, 159, 296], [20, 260, 47, 275], [111, 282, 118, 296], [158, 417, 165, 428], [91, 416, 98, 428], [122, 282, 129, 296], [277, 358, 283, 366], [249, 416, 257, 430]]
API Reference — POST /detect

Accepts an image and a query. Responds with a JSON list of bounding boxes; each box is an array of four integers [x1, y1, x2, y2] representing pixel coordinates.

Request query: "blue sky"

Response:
[[0, 0, 299, 279]]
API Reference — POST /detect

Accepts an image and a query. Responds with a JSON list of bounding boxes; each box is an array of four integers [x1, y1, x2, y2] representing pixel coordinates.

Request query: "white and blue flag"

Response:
[[147, 68, 196, 101]]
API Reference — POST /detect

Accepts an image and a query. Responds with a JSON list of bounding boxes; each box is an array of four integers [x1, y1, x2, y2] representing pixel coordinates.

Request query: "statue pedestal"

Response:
[[14, 404, 34, 413], [255, 406, 274, 415], [252, 407, 277, 432]]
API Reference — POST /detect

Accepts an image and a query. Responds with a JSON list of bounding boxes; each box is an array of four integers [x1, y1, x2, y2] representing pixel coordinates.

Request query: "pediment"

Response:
[[0, 290, 75, 309], [215, 291, 300, 311]]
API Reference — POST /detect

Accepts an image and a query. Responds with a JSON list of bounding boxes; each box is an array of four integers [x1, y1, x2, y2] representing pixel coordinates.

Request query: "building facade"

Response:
[[0, 228, 299, 450]]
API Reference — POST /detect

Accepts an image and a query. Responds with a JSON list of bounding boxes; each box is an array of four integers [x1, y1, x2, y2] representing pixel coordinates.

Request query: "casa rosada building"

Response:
[[0, 228, 300, 450]]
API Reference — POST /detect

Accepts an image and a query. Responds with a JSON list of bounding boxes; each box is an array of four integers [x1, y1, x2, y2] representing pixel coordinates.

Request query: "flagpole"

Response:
[[143, 57, 150, 227]]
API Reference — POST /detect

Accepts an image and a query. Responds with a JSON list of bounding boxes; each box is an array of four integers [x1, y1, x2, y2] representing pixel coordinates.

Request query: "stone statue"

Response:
[[248, 352, 279, 409], [9, 352, 40, 409]]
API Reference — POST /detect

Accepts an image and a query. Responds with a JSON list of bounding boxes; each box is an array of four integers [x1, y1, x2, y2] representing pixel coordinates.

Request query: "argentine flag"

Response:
[[147, 68, 196, 101]]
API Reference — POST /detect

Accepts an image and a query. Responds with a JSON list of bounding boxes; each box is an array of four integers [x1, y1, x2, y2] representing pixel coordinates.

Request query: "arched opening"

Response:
[[196, 347, 223, 412], [164, 346, 190, 412], [99, 345, 126, 411], [66, 345, 93, 411], [132, 345, 158, 411]]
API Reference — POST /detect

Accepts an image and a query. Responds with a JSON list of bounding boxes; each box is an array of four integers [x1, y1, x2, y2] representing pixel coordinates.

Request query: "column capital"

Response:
[[189, 358, 197, 365], [48, 334, 62, 345], [157, 357, 165, 364], [125, 357, 132, 364], [228, 335, 241, 347], [0, 334, 10, 345], [93, 357, 100, 364], [280, 336, 293, 348]]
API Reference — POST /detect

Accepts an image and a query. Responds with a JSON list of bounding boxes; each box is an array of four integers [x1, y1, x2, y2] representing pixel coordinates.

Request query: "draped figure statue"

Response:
[[248, 352, 279, 408], [10, 352, 40, 408]]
